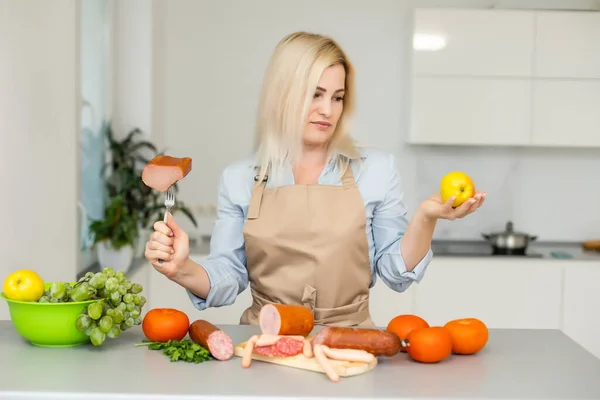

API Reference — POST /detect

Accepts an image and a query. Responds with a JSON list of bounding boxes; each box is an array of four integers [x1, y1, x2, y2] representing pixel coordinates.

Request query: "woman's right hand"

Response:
[[144, 213, 190, 280]]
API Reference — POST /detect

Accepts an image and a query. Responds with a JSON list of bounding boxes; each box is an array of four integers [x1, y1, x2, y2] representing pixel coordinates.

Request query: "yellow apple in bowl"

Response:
[[440, 171, 475, 208], [3, 269, 45, 302]]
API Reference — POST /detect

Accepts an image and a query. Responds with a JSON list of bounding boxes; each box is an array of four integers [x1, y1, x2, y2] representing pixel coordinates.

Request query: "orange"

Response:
[[142, 308, 190, 342], [3, 270, 45, 302], [386, 314, 430, 352], [440, 171, 475, 208], [406, 327, 453, 363], [444, 318, 489, 355]]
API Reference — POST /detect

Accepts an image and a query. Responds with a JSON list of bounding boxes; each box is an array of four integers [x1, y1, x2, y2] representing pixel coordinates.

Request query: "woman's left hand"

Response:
[[420, 191, 486, 221]]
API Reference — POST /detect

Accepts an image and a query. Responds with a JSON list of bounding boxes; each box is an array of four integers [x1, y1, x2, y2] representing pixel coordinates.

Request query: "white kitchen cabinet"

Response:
[[534, 11, 600, 79], [409, 8, 600, 148], [411, 258, 563, 329], [562, 262, 600, 360], [412, 8, 535, 77], [531, 80, 600, 147], [409, 77, 532, 145], [369, 281, 416, 327]]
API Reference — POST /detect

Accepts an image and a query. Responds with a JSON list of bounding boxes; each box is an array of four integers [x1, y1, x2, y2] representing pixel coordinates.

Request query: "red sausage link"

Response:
[[312, 326, 401, 357], [189, 319, 234, 361]]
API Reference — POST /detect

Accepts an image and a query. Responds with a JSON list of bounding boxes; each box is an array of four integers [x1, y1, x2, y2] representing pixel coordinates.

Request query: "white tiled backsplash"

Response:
[[406, 145, 600, 242]]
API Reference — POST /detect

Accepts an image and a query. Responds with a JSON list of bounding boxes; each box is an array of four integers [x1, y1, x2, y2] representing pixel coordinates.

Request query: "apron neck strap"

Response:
[[341, 165, 356, 187], [248, 172, 267, 220], [248, 164, 355, 219]]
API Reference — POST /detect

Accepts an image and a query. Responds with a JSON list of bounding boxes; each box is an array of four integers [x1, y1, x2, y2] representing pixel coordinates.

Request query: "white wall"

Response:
[[146, 0, 600, 242], [111, 0, 153, 138], [0, 0, 79, 318]]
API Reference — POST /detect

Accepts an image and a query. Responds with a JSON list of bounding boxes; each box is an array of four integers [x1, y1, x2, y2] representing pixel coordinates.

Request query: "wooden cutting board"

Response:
[[233, 339, 377, 377]]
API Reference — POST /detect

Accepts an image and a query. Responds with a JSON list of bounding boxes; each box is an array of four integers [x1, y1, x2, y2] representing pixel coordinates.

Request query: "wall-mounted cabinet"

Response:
[[411, 77, 531, 145], [412, 9, 535, 77], [534, 11, 600, 79], [409, 8, 600, 148], [532, 80, 600, 147]]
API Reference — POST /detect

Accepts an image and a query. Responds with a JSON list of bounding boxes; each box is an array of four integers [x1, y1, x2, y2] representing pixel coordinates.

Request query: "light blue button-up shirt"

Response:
[[187, 147, 433, 310]]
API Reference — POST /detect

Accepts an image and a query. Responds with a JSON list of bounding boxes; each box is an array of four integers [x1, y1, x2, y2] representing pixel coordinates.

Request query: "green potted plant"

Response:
[[89, 194, 138, 271], [89, 124, 197, 271]]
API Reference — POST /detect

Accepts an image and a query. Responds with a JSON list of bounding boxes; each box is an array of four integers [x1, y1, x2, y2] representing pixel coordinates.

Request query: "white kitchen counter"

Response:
[[1, 322, 600, 400]]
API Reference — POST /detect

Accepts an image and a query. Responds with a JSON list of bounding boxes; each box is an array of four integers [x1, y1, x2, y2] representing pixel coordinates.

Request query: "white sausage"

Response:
[[314, 344, 339, 383], [321, 345, 375, 363], [242, 335, 259, 368], [303, 339, 313, 358]]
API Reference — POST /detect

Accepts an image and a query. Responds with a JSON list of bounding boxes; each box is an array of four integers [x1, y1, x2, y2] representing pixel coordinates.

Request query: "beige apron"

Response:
[[240, 164, 375, 328]]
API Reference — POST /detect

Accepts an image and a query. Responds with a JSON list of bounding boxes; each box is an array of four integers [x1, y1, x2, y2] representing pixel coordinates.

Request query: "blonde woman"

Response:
[[144, 32, 486, 327]]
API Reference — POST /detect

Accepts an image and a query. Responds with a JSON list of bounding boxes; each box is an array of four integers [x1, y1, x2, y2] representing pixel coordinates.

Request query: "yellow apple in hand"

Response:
[[440, 171, 475, 208]]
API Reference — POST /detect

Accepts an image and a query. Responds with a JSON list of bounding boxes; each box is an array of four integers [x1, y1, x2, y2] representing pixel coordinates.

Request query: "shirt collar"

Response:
[[249, 147, 367, 170]]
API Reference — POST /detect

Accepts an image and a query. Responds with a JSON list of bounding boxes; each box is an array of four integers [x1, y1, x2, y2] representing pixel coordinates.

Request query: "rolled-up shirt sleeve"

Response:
[[187, 167, 249, 310], [372, 154, 433, 293]]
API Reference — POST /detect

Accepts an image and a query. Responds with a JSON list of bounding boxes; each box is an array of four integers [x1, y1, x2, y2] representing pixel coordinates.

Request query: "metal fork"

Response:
[[158, 186, 175, 264], [163, 186, 175, 223]]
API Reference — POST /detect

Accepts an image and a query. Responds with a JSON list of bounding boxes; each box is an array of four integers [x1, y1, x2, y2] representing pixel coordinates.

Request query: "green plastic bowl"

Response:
[[1, 282, 95, 347]]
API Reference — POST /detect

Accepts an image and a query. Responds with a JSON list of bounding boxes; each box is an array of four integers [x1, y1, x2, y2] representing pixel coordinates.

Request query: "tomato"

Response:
[[142, 308, 190, 342], [444, 318, 489, 355], [386, 314, 429, 352], [406, 327, 453, 364]]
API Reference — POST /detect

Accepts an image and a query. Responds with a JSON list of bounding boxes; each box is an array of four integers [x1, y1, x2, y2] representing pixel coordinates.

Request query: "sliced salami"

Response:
[[254, 337, 304, 357]]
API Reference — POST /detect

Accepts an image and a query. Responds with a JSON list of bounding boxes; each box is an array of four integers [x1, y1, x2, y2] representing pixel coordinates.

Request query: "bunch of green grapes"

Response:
[[39, 268, 146, 347], [38, 281, 75, 303]]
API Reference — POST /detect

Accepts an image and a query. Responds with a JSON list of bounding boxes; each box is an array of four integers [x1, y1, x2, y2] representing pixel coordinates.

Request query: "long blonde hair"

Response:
[[254, 31, 360, 183]]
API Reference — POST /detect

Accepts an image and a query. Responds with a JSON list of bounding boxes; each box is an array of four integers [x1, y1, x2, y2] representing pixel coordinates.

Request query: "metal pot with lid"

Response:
[[482, 221, 538, 251]]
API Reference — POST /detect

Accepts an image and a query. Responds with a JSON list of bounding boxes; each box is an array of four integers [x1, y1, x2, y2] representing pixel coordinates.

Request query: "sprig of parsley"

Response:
[[135, 339, 213, 363]]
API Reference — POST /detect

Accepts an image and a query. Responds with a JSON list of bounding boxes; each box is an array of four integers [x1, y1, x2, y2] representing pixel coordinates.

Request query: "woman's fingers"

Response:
[[453, 197, 476, 218], [145, 243, 172, 262], [456, 192, 486, 218], [147, 239, 174, 254], [444, 196, 456, 208], [150, 230, 174, 246], [437, 196, 456, 219], [477, 192, 487, 207], [153, 221, 173, 237], [465, 192, 486, 214], [148, 249, 172, 262], [433, 190, 486, 221]]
